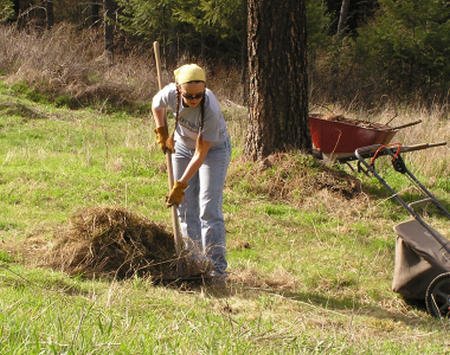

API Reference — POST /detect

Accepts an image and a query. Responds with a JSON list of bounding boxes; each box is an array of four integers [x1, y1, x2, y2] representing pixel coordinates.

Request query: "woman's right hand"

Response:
[[154, 126, 174, 153]]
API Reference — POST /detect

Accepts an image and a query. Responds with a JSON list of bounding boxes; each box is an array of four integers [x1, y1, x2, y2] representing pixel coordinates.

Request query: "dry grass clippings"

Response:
[[44, 206, 211, 281]]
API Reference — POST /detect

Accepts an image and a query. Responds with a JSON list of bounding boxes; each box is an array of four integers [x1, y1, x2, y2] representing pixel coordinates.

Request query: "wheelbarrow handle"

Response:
[[391, 119, 422, 130], [399, 141, 447, 152], [355, 141, 447, 159]]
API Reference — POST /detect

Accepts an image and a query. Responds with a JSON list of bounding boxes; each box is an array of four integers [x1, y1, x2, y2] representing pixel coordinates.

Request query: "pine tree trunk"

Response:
[[13, 0, 20, 19], [103, 0, 117, 65], [46, 0, 53, 29], [240, 2, 249, 105], [337, 0, 350, 35], [245, 0, 310, 161], [91, 2, 101, 27]]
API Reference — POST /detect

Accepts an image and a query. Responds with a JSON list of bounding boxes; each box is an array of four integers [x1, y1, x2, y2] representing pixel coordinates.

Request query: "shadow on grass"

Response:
[[0, 263, 92, 297], [160, 270, 432, 323], [155, 276, 232, 299], [161, 273, 428, 323], [285, 290, 425, 322], [226, 283, 429, 325], [360, 182, 449, 221]]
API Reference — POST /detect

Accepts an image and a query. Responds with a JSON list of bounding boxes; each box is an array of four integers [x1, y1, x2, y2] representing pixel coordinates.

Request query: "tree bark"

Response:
[[245, 1, 310, 161], [45, 0, 53, 29], [91, 1, 101, 27], [337, 0, 350, 35], [13, 0, 20, 19], [240, 3, 249, 105], [103, 0, 117, 65]]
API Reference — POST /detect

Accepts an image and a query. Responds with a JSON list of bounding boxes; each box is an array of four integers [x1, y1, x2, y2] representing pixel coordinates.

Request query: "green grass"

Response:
[[0, 83, 449, 353]]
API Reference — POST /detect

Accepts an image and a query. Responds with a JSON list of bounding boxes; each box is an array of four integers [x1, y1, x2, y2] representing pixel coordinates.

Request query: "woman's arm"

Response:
[[178, 138, 212, 184], [152, 106, 167, 128]]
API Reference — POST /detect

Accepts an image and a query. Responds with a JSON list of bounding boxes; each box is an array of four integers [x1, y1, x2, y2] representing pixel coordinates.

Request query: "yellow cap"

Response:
[[174, 64, 206, 85]]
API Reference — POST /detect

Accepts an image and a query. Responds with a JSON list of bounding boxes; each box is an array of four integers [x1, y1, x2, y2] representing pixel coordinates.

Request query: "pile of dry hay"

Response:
[[46, 206, 211, 281], [228, 153, 361, 204]]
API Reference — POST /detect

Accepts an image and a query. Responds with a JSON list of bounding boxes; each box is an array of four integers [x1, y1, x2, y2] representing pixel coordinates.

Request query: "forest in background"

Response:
[[0, 0, 449, 108]]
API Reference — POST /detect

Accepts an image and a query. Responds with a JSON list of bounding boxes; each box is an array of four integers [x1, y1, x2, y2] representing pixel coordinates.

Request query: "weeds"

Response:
[[0, 24, 448, 354], [0, 23, 243, 112]]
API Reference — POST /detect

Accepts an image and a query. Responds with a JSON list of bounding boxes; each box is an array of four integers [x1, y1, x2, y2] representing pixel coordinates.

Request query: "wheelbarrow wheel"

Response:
[[425, 272, 450, 318]]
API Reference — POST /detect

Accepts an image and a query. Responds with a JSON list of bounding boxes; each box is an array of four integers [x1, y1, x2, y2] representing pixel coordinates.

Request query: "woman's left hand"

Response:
[[166, 180, 188, 207]]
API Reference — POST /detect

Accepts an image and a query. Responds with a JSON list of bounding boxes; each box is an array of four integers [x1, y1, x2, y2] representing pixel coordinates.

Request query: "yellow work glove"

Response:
[[154, 126, 174, 153], [166, 180, 188, 207]]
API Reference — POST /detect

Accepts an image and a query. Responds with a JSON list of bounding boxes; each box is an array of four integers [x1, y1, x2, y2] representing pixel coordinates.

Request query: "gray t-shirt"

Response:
[[152, 83, 228, 149]]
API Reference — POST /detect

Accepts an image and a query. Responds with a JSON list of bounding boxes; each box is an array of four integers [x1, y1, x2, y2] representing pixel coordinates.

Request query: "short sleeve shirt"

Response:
[[152, 83, 228, 149]]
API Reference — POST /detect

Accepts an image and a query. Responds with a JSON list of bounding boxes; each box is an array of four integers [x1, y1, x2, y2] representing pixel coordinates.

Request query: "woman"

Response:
[[152, 64, 231, 280]]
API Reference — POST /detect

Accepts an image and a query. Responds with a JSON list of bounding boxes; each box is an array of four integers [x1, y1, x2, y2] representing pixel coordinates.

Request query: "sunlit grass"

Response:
[[0, 84, 449, 353]]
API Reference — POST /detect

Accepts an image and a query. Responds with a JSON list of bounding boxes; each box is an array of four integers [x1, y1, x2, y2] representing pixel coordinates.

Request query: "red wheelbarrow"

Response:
[[308, 114, 421, 159]]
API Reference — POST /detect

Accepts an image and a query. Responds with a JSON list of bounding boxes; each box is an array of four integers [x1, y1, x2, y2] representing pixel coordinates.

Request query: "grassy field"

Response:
[[0, 81, 449, 354]]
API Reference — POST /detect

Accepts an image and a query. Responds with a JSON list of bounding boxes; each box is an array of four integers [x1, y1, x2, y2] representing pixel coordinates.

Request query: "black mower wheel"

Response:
[[425, 272, 450, 319]]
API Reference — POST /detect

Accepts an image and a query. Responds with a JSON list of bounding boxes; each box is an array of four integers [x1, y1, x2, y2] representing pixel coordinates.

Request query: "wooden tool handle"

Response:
[[153, 41, 183, 256]]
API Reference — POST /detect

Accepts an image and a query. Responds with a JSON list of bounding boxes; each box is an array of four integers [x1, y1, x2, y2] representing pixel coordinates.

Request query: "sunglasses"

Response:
[[181, 92, 205, 100]]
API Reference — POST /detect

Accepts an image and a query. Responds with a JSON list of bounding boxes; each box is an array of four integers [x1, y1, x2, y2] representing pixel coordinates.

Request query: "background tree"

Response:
[[90, 1, 101, 27], [325, 0, 378, 34], [336, 0, 350, 35], [1, 0, 447, 107], [45, 0, 53, 29], [354, 0, 449, 101], [175, 0, 246, 60], [13, 0, 19, 17], [116, 0, 246, 64], [245, 1, 310, 161], [103, 0, 117, 64], [0, 0, 15, 22], [116, 0, 185, 64]]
